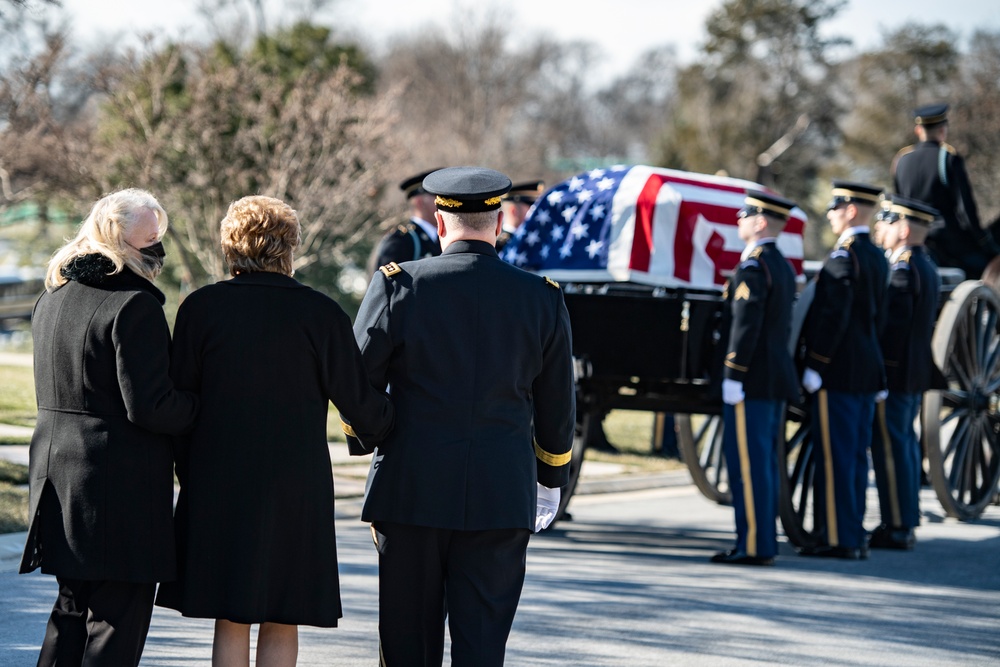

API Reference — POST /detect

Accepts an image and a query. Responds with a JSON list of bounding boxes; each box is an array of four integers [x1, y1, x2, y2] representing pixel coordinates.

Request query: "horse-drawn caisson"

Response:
[[502, 165, 1000, 542]]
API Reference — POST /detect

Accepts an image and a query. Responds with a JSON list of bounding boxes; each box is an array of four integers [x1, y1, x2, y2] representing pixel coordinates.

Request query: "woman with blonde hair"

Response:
[[155, 195, 394, 667], [21, 188, 198, 666]]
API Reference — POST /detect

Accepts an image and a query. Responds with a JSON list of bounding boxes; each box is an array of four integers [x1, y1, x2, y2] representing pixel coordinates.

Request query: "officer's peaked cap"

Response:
[[423, 167, 513, 213], [913, 103, 949, 126], [399, 168, 443, 199], [828, 180, 882, 210], [881, 195, 939, 225], [503, 180, 546, 204]]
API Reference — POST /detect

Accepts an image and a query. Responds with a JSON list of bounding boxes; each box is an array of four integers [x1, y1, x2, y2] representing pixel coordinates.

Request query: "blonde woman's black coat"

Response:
[[19, 255, 198, 581]]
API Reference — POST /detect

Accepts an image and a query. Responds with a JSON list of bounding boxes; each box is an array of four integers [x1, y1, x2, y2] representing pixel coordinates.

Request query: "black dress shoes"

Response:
[[869, 524, 916, 550], [796, 545, 861, 560], [710, 549, 775, 566]]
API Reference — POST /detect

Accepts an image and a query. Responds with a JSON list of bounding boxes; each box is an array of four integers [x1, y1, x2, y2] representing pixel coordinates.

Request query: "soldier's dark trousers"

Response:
[[871, 393, 922, 529], [374, 521, 531, 667], [811, 390, 875, 549], [36, 577, 155, 667], [722, 399, 782, 559]]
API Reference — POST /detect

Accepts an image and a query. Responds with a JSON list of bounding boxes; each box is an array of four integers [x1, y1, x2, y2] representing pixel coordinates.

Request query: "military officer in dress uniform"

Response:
[[366, 168, 443, 275], [869, 195, 941, 551], [799, 180, 888, 559], [347, 166, 575, 666], [496, 179, 544, 255], [892, 103, 997, 278], [711, 191, 799, 567]]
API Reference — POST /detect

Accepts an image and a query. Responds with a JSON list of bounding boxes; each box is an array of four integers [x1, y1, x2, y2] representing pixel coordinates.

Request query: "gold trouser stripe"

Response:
[[654, 413, 665, 445], [818, 390, 838, 546], [735, 401, 757, 557], [534, 440, 572, 467], [341, 419, 356, 437], [877, 401, 902, 527]]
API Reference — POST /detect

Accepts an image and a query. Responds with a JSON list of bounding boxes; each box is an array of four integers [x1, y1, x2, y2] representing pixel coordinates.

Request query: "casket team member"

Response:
[[367, 168, 443, 274], [799, 181, 888, 559], [712, 190, 799, 566], [870, 195, 941, 551], [349, 166, 575, 666], [155, 196, 394, 667], [21, 188, 198, 667]]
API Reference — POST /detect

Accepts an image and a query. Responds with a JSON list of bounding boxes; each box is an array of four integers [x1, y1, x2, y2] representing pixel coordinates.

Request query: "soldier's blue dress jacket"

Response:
[[880, 245, 940, 394], [351, 239, 576, 531], [803, 230, 888, 392], [893, 140, 992, 276], [722, 241, 799, 402]]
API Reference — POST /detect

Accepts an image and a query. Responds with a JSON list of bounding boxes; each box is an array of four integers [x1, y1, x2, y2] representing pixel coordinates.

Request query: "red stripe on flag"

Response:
[[673, 200, 740, 281], [630, 173, 671, 272]]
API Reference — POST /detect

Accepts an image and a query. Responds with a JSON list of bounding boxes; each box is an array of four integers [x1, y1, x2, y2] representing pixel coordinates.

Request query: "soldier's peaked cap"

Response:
[[423, 167, 512, 213], [399, 168, 443, 199], [739, 190, 796, 220], [913, 103, 949, 126], [828, 180, 882, 210], [882, 195, 940, 225], [503, 180, 545, 204]]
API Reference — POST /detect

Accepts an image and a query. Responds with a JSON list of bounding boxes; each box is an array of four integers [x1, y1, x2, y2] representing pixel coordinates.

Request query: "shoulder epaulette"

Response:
[[543, 276, 560, 289], [379, 262, 402, 278], [941, 142, 957, 155], [841, 236, 856, 249], [898, 250, 912, 263], [895, 145, 915, 159], [749, 245, 764, 259]]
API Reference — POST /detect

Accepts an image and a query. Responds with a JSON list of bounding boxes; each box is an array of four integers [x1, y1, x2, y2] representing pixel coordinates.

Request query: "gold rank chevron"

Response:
[[734, 282, 751, 301]]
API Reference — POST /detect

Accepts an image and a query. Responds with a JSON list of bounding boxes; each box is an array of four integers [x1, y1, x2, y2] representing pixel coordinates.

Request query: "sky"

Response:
[[33, 0, 1000, 84]]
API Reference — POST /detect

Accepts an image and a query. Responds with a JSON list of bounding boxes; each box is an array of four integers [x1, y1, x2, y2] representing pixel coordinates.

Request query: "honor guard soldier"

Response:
[[892, 103, 998, 278], [712, 190, 799, 566], [366, 168, 443, 275], [799, 180, 889, 559], [870, 196, 942, 550], [496, 179, 544, 255], [348, 167, 575, 666]]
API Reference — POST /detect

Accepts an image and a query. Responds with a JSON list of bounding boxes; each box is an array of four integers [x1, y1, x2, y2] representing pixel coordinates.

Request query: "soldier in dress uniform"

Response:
[[799, 180, 888, 560], [869, 195, 941, 551], [496, 179, 544, 255], [347, 167, 575, 666], [892, 103, 997, 278], [366, 168, 443, 275], [711, 190, 799, 567]]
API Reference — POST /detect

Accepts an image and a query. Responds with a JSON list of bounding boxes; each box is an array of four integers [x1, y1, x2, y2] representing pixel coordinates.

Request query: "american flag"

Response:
[[502, 165, 806, 290]]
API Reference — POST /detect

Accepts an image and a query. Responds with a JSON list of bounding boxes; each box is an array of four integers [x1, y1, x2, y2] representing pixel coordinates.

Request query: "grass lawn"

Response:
[[0, 364, 35, 431], [0, 460, 29, 534]]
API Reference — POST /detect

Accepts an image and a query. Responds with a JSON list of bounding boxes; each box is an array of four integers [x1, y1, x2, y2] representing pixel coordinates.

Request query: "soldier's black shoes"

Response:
[[710, 549, 775, 566], [869, 524, 916, 550], [796, 545, 862, 560]]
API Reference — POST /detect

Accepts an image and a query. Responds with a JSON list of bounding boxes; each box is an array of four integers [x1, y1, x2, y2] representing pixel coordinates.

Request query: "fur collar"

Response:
[[61, 254, 165, 305]]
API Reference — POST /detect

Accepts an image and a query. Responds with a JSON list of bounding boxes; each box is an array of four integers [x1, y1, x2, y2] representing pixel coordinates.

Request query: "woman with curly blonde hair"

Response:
[[156, 195, 394, 667]]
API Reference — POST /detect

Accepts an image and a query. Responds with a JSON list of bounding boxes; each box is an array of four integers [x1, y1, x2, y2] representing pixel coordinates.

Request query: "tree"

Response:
[[94, 23, 400, 289], [654, 0, 848, 257]]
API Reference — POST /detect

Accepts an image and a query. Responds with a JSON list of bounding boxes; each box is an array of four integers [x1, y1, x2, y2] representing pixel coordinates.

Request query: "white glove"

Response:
[[802, 368, 823, 394], [875, 389, 888, 403], [535, 483, 561, 532], [722, 379, 745, 405]]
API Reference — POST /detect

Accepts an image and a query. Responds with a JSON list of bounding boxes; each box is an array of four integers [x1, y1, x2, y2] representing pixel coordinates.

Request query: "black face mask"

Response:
[[139, 241, 166, 268]]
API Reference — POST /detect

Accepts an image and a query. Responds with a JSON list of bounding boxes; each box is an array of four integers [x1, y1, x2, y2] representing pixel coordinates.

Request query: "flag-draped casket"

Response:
[[502, 165, 806, 289]]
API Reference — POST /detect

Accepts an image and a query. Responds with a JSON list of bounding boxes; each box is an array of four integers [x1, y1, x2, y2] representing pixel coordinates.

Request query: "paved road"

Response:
[[2, 484, 998, 666]]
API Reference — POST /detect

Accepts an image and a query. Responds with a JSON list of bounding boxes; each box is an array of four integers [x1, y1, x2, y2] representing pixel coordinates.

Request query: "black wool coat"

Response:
[[352, 240, 576, 532], [154, 271, 394, 627], [20, 255, 198, 582]]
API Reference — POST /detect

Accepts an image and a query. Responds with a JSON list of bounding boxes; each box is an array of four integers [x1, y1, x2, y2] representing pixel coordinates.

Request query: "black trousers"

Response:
[[36, 577, 155, 667], [374, 522, 531, 667]]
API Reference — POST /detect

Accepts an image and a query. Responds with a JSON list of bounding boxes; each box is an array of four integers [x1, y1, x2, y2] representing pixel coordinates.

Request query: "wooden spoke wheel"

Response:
[[777, 408, 823, 549], [676, 414, 731, 505], [923, 281, 1000, 520]]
